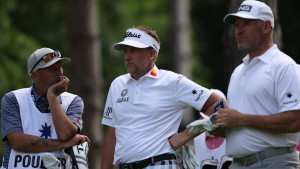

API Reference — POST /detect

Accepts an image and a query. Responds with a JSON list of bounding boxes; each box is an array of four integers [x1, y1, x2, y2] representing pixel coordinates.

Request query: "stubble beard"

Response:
[[237, 38, 261, 54]]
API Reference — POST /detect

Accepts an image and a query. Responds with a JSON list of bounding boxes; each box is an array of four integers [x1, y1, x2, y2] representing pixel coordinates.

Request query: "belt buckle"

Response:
[[120, 163, 133, 169], [235, 158, 248, 167]]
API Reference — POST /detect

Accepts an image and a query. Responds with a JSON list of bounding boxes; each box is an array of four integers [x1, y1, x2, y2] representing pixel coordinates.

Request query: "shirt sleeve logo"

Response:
[[104, 107, 113, 120], [192, 89, 204, 101], [287, 91, 292, 99], [283, 91, 298, 105]]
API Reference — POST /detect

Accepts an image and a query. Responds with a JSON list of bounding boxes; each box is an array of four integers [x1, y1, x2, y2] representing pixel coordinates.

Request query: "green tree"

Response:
[[0, 0, 44, 164]]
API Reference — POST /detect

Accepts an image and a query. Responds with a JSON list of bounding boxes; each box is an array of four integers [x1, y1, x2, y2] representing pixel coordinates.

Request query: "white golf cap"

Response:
[[27, 47, 71, 76], [224, 0, 274, 28], [114, 28, 160, 53]]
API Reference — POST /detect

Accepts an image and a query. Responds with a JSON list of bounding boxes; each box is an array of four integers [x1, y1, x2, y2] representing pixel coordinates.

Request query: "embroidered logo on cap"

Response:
[[238, 5, 252, 12], [125, 31, 141, 38]]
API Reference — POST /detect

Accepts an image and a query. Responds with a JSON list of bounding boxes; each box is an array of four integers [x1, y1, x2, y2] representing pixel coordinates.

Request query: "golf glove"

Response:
[[186, 118, 216, 134], [175, 144, 199, 169]]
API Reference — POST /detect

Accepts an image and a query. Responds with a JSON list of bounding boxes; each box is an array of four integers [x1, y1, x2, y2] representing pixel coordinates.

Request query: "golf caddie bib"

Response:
[[9, 88, 76, 169]]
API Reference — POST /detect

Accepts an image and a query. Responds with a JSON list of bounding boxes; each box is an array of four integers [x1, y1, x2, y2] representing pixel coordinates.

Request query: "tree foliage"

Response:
[[0, 0, 38, 95], [1, 0, 300, 165]]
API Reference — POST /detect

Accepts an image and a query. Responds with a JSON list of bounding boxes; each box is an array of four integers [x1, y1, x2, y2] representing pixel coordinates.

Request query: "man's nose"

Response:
[[124, 53, 132, 60], [236, 26, 244, 35], [57, 67, 63, 75]]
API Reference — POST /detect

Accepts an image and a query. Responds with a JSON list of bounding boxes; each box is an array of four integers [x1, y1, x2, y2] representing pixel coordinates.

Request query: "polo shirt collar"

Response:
[[31, 86, 62, 103], [31, 86, 44, 102], [144, 65, 159, 79], [242, 44, 278, 65], [127, 65, 160, 83]]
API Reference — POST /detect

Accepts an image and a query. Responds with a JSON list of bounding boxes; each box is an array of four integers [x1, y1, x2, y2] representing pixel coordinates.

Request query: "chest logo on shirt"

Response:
[[116, 89, 129, 103], [151, 69, 157, 77], [283, 91, 298, 105], [39, 122, 51, 139], [192, 89, 204, 101]]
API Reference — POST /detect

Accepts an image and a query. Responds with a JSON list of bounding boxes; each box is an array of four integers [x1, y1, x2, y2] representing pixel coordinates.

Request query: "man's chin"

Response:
[[126, 66, 135, 74], [237, 45, 249, 52]]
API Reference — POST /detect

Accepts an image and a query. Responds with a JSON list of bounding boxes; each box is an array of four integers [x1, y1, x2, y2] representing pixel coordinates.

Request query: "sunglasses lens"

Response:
[[43, 54, 54, 63], [54, 50, 61, 58], [42, 51, 61, 63]]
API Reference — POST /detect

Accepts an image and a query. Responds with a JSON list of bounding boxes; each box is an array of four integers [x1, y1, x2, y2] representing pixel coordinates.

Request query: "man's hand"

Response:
[[64, 134, 90, 149], [169, 128, 196, 150], [47, 76, 70, 97], [215, 108, 245, 128], [169, 119, 218, 150]]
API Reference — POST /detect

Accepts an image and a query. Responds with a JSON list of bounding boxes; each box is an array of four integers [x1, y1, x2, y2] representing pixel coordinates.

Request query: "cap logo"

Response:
[[120, 28, 160, 53], [238, 5, 252, 12], [125, 31, 141, 38]]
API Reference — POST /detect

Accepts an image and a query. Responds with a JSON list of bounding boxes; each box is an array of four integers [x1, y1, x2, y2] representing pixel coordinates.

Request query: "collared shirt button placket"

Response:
[[133, 81, 140, 101]]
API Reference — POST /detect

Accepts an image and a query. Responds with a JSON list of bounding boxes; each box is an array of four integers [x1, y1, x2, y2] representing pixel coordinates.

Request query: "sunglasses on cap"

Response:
[[30, 50, 61, 73]]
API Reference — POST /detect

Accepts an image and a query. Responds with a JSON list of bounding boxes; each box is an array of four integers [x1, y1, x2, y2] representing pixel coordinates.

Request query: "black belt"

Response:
[[118, 153, 176, 169], [234, 146, 296, 167]]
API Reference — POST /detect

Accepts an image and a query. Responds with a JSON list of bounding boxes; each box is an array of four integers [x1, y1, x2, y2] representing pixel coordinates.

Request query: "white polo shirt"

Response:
[[194, 133, 226, 169], [226, 45, 300, 158], [102, 65, 212, 165]]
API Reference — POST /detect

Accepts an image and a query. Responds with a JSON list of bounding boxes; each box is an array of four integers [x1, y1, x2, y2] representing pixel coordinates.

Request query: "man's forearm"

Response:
[[243, 110, 300, 133], [101, 127, 116, 169], [169, 128, 200, 150], [47, 93, 78, 141], [8, 132, 69, 153]]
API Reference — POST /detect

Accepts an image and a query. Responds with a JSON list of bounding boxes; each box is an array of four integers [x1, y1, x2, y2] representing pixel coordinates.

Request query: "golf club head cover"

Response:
[[41, 153, 62, 169], [64, 141, 89, 169]]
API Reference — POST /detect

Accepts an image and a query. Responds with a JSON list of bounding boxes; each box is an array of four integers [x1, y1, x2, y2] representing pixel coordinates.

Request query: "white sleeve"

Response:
[[277, 64, 300, 112], [176, 76, 212, 111], [102, 86, 115, 127]]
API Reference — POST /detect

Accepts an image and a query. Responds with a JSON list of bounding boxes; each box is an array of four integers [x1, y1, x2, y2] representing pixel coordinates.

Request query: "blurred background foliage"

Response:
[[0, 0, 299, 165]]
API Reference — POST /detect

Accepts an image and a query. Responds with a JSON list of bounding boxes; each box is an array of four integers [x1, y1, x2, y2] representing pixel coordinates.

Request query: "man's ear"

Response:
[[31, 71, 39, 81], [263, 20, 272, 33], [149, 48, 156, 59]]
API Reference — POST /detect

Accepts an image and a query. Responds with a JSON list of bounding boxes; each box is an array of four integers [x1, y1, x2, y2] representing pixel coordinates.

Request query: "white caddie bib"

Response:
[[8, 88, 76, 169]]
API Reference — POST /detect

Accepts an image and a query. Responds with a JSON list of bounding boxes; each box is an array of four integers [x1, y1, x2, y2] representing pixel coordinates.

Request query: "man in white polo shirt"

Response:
[[101, 25, 225, 169], [214, 0, 300, 168]]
